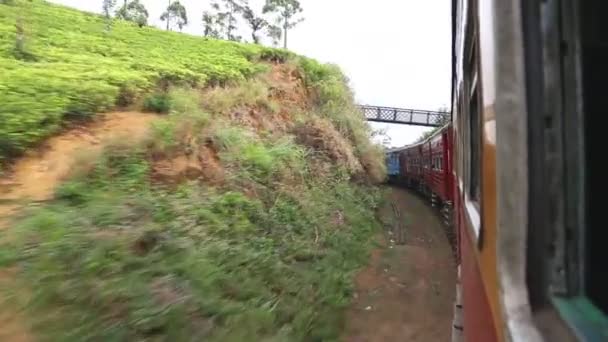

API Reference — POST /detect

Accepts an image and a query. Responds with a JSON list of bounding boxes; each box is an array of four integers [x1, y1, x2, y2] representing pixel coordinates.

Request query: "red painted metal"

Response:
[[445, 127, 454, 203], [459, 211, 498, 342], [394, 124, 453, 204]]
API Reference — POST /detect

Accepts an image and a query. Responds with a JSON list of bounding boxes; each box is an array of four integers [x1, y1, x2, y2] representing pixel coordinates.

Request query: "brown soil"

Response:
[[265, 62, 311, 111], [342, 187, 456, 342], [0, 111, 160, 342], [152, 143, 224, 185], [0, 112, 159, 228]]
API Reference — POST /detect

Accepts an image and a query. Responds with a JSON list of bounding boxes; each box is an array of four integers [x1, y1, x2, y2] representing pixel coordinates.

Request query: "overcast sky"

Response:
[[48, 0, 451, 147]]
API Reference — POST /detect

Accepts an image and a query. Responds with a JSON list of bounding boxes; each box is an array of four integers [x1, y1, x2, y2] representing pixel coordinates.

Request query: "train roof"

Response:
[[385, 121, 452, 154]]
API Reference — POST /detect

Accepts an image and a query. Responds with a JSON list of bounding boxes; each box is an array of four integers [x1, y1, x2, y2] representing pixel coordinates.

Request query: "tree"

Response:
[[266, 24, 282, 47], [115, 0, 149, 27], [160, 0, 188, 31], [241, 5, 267, 44], [371, 126, 392, 147], [263, 0, 304, 49], [202, 11, 221, 38], [102, 0, 116, 31], [211, 0, 246, 41]]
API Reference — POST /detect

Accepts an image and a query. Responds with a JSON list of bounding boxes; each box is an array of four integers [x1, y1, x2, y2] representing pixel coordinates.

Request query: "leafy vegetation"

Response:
[[0, 0, 279, 165], [115, 0, 149, 27], [161, 0, 188, 31], [1, 1, 387, 340], [4, 78, 385, 340], [297, 57, 387, 182]]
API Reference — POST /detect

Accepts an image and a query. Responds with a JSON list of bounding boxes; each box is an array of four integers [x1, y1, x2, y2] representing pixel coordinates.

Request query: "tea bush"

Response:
[[0, 0, 278, 164]]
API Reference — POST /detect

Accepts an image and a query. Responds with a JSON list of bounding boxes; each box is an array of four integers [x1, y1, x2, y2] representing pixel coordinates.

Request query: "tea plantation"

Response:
[[0, 0, 279, 163]]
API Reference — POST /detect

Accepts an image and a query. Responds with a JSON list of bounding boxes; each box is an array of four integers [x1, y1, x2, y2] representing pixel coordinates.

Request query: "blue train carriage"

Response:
[[385, 147, 402, 182]]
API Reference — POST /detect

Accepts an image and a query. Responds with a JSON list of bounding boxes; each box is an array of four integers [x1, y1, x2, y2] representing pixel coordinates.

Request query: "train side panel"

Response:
[[430, 132, 447, 201], [445, 127, 454, 203], [386, 152, 400, 177], [452, 0, 502, 340], [421, 141, 431, 193]]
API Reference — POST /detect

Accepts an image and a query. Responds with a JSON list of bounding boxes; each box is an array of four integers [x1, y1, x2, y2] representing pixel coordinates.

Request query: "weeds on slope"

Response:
[[296, 58, 387, 183], [1, 73, 384, 341]]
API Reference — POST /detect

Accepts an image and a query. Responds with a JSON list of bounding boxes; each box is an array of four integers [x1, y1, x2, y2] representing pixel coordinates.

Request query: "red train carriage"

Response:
[[420, 138, 432, 194], [390, 123, 455, 214], [428, 126, 454, 204]]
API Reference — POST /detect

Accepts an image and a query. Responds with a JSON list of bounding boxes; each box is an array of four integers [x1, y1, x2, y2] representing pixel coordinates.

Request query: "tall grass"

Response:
[[5, 135, 381, 341], [297, 57, 387, 183]]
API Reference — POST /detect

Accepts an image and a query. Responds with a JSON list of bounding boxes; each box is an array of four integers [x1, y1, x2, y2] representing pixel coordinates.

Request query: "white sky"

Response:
[[48, 0, 451, 147]]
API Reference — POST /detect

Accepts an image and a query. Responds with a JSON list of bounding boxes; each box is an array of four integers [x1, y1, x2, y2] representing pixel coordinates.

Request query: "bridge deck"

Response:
[[359, 105, 450, 127]]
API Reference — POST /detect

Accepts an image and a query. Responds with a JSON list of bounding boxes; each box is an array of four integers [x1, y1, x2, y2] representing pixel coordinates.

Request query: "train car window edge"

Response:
[[525, 0, 608, 339], [578, 0, 608, 319]]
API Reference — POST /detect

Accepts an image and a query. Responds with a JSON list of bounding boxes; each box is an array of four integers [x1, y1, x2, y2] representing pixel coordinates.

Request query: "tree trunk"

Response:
[[283, 17, 288, 49], [166, 0, 171, 30]]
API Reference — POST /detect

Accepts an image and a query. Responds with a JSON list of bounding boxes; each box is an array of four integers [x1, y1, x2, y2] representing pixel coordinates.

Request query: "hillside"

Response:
[[1, 0, 271, 165], [0, 1, 387, 341]]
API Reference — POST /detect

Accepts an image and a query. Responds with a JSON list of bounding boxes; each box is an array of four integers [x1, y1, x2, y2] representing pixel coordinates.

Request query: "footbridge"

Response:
[[359, 105, 451, 127]]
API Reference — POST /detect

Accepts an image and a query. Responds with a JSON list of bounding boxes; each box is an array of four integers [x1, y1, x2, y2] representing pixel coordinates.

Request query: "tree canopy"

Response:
[[115, 0, 149, 27], [160, 0, 188, 31], [263, 0, 304, 49]]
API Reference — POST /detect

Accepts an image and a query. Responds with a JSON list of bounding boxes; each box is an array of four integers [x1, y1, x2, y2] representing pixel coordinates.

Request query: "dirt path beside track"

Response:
[[342, 187, 456, 342]]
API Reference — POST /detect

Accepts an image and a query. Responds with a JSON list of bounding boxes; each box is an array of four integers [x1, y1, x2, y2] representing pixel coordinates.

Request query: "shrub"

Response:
[[5, 150, 382, 341], [201, 79, 275, 114], [296, 57, 387, 183], [143, 93, 171, 113], [259, 47, 293, 63]]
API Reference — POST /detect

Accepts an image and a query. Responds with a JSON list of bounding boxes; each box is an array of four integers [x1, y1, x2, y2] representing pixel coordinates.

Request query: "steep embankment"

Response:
[[1, 1, 386, 341], [0, 112, 159, 227]]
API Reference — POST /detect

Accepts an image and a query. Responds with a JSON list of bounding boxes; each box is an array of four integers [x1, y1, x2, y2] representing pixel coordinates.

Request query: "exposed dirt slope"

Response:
[[0, 112, 159, 228], [342, 187, 456, 342]]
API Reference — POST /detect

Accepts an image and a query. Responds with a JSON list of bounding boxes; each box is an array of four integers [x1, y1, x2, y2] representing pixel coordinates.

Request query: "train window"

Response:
[[525, 0, 608, 337], [580, 0, 607, 316], [465, 19, 481, 203], [468, 87, 481, 201]]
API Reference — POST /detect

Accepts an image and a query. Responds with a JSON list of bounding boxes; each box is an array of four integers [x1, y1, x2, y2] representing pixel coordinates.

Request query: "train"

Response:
[[386, 0, 606, 341]]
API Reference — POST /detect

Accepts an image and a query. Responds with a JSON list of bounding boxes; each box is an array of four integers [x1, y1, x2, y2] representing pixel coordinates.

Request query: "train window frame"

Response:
[[523, 0, 608, 339], [461, 0, 482, 240]]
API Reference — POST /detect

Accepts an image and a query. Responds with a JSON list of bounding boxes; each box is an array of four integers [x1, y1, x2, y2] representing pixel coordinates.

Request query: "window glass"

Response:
[[469, 87, 481, 201]]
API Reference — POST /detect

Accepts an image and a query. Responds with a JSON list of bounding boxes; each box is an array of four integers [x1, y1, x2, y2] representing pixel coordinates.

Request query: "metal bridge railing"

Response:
[[359, 105, 451, 127]]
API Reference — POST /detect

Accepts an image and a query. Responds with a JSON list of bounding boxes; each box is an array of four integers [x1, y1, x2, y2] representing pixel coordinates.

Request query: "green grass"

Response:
[[1, 1, 388, 339], [0, 74, 386, 340], [296, 58, 387, 182], [6, 135, 381, 341], [0, 0, 284, 164]]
